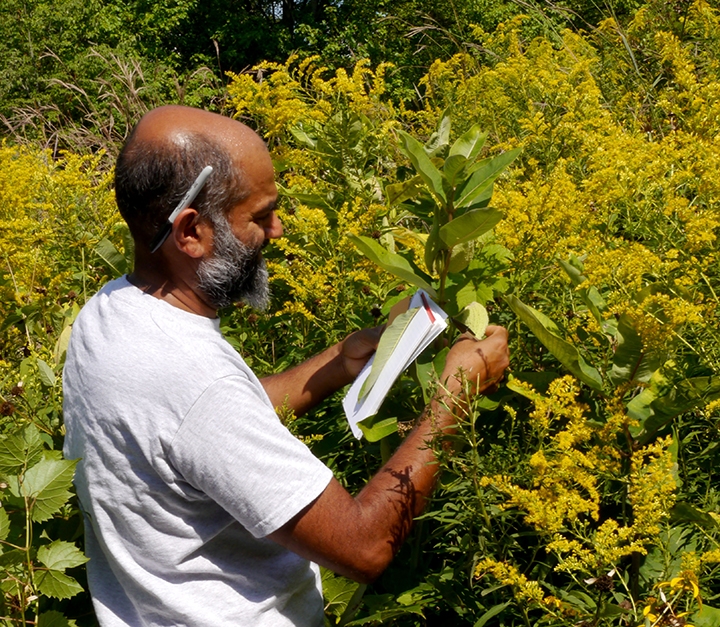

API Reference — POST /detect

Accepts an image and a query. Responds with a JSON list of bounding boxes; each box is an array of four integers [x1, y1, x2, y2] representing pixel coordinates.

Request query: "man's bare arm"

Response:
[[260, 326, 383, 416], [268, 326, 510, 583]]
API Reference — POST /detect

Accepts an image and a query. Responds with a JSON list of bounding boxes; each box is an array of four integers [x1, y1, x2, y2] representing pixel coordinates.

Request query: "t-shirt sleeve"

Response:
[[168, 374, 334, 538]]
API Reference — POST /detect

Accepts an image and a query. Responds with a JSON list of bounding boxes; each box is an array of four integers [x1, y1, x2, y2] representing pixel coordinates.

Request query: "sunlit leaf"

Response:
[[35, 569, 84, 600], [37, 359, 56, 387], [357, 416, 399, 443], [359, 308, 418, 399], [505, 295, 603, 390], [348, 234, 436, 296], [94, 238, 127, 277], [398, 131, 446, 203], [439, 207, 503, 248], [456, 301, 489, 338], [610, 314, 661, 384], [449, 125, 487, 161], [21, 457, 77, 522], [0, 424, 45, 476], [37, 540, 88, 571], [54, 325, 73, 366], [627, 368, 720, 441], [385, 175, 424, 205], [442, 154, 467, 186], [455, 148, 521, 208]]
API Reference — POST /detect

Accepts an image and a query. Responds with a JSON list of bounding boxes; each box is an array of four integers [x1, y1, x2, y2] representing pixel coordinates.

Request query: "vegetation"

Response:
[[1, 0, 720, 625]]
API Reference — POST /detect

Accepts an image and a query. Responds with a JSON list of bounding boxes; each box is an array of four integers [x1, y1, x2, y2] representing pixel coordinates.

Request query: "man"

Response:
[[63, 105, 509, 626]]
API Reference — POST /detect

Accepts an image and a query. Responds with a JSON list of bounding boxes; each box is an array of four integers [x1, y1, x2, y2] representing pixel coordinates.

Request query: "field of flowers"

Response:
[[1, 1, 719, 625]]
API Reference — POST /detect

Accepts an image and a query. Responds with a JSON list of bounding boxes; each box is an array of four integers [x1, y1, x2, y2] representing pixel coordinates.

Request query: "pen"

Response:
[[150, 165, 214, 253]]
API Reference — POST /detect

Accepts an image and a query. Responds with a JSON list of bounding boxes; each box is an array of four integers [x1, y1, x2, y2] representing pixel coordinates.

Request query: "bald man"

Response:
[[62, 105, 509, 626]]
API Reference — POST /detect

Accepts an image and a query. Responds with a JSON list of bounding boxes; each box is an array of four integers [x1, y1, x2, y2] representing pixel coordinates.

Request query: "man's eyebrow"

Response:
[[255, 200, 278, 216]]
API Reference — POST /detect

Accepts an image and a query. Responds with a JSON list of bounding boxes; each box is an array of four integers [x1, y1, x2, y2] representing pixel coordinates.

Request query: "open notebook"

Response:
[[343, 290, 448, 439]]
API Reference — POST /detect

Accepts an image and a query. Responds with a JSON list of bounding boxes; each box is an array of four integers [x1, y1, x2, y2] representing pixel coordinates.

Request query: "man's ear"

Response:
[[170, 207, 213, 259]]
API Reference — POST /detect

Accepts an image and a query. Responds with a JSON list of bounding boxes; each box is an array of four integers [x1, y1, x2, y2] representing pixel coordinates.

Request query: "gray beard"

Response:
[[196, 215, 270, 311]]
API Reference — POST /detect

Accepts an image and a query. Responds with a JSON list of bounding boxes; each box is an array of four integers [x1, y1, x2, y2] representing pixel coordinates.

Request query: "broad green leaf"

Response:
[[455, 148, 521, 209], [54, 324, 73, 366], [627, 369, 720, 441], [360, 309, 419, 399], [670, 502, 718, 528], [37, 359, 56, 387], [0, 424, 45, 476], [610, 314, 661, 384], [449, 125, 487, 161], [456, 302, 489, 338], [398, 131, 446, 203], [475, 601, 510, 627], [385, 175, 424, 205], [289, 124, 317, 149], [348, 234, 436, 296], [35, 569, 84, 600], [37, 611, 74, 627], [37, 540, 88, 571], [0, 508, 9, 542], [505, 295, 603, 391], [357, 417, 399, 443], [442, 154, 467, 186], [94, 238, 127, 277], [424, 112, 451, 157], [21, 457, 77, 522], [0, 549, 25, 567], [693, 606, 720, 627], [424, 220, 442, 275], [322, 569, 363, 617], [557, 257, 607, 323], [447, 240, 474, 273], [439, 207, 503, 248], [338, 581, 367, 626]]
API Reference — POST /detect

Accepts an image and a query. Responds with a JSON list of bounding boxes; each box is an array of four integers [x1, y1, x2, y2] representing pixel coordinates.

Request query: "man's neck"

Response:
[[128, 269, 217, 319]]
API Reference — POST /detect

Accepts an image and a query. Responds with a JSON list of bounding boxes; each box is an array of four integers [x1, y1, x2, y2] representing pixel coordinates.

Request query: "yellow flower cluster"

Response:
[[485, 377, 678, 576], [0, 145, 116, 306]]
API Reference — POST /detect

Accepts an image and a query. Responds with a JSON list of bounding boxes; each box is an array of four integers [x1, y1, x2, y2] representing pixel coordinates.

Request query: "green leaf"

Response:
[[424, 112, 451, 157], [557, 257, 607, 323], [442, 154, 467, 186], [94, 238, 127, 276], [35, 569, 84, 600], [357, 416, 399, 443], [693, 606, 720, 627], [455, 148, 521, 209], [360, 309, 419, 399], [37, 611, 74, 627], [385, 175, 424, 205], [627, 369, 720, 441], [449, 125, 487, 161], [447, 240, 474, 273], [0, 508, 9, 542], [670, 502, 718, 528], [398, 131, 446, 203], [475, 601, 510, 627], [610, 314, 662, 384], [37, 359, 56, 387], [505, 295, 603, 391], [439, 208, 503, 248], [348, 234, 436, 296], [456, 302, 489, 338], [54, 324, 73, 366], [21, 457, 77, 522], [322, 568, 364, 619], [37, 540, 88, 571], [0, 424, 45, 476]]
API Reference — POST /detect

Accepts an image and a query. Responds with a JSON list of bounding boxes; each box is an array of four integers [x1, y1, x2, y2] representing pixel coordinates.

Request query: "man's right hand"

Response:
[[440, 325, 510, 397]]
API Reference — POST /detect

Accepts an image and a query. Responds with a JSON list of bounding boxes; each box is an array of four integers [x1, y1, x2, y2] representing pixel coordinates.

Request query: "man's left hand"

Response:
[[340, 326, 384, 380]]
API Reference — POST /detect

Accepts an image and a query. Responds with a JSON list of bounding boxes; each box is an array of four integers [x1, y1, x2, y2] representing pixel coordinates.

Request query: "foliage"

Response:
[[2, 0, 720, 625]]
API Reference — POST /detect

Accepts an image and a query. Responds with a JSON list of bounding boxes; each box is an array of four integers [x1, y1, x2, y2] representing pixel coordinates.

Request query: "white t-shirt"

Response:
[[63, 276, 333, 627]]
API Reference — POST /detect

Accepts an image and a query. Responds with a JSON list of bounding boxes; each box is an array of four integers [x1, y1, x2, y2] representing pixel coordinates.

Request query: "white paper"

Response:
[[342, 290, 447, 439]]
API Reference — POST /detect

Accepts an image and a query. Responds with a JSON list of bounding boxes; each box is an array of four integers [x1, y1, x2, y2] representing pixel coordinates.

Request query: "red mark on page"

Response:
[[420, 292, 436, 323]]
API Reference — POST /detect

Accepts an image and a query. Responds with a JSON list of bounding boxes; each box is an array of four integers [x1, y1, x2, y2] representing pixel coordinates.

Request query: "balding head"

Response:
[[115, 106, 268, 249]]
